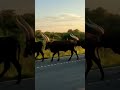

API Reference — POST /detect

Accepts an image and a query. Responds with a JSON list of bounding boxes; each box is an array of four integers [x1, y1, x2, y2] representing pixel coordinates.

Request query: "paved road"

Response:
[[86, 66, 120, 90], [1, 54, 120, 90], [35, 55, 85, 90], [0, 78, 34, 90]]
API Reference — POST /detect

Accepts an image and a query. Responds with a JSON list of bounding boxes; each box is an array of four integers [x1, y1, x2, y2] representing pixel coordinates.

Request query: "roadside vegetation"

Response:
[[35, 46, 85, 60], [35, 29, 85, 60], [93, 48, 120, 68]]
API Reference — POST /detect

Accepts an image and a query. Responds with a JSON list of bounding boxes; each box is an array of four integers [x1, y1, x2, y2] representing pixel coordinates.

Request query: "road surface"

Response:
[[35, 54, 85, 90], [0, 54, 85, 90], [1, 54, 120, 90], [86, 66, 120, 90], [0, 78, 34, 90]]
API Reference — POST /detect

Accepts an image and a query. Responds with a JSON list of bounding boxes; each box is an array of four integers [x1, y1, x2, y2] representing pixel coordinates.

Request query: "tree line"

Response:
[[0, 9, 34, 36], [35, 29, 85, 42], [0, 9, 85, 43], [86, 7, 120, 40], [0, 9, 34, 47]]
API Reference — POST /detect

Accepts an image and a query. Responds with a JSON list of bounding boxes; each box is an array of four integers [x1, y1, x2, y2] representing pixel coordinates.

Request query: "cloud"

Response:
[[37, 13, 83, 22], [35, 13, 85, 32]]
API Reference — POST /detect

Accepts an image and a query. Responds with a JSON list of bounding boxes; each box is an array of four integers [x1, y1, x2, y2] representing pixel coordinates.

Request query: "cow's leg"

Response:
[[35, 51, 39, 59], [85, 58, 93, 79], [40, 50, 44, 62], [12, 59, 22, 84], [57, 52, 60, 61], [73, 49, 79, 60], [0, 61, 10, 77], [92, 56, 104, 80], [51, 52, 56, 62], [68, 50, 74, 61]]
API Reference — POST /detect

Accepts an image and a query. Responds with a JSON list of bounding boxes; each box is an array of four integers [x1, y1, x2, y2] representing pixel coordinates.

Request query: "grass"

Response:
[[0, 50, 34, 82], [93, 48, 120, 68], [35, 46, 85, 59], [0, 46, 84, 82], [2, 46, 120, 81]]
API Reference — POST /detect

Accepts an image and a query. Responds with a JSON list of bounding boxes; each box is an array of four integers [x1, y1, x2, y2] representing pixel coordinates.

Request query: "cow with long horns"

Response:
[[16, 16, 35, 57], [0, 16, 43, 84], [41, 32, 79, 62], [0, 36, 21, 84], [0, 16, 44, 84], [85, 18, 104, 80], [16, 17, 44, 61], [85, 18, 120, 80], [0, 16, 33, 84]]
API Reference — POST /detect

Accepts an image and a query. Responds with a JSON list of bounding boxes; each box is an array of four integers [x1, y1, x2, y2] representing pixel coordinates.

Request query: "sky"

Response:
[[0, 0, 34, 14], [35, 0, 85, 32], [86, 0, 120, 14]]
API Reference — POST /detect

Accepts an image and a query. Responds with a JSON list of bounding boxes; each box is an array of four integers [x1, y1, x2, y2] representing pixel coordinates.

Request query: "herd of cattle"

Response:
[[0, 16, 120, 84], [35, 33, 81, 62]]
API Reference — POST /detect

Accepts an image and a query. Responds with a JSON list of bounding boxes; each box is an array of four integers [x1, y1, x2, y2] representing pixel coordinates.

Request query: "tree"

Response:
[[0, 10, 17, 35]]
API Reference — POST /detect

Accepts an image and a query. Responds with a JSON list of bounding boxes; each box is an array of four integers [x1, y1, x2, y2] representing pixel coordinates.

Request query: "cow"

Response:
[[85, 18, 104, 80], [0, 16, 35, 84], [40, 32, 79, 62], [16, 16, 44, 61], [35, 41, 44, 61], [0, 36, 21, 84]]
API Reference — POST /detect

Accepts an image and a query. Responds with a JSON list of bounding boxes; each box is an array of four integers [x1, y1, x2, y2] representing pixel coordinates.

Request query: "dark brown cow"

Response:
[[40, 33, 79, 62], [16, 16, 44, 61], [85, 18, 104, 80]]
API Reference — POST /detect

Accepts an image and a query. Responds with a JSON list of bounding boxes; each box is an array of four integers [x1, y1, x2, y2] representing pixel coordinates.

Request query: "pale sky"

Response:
[[35, 0, 85, 32]]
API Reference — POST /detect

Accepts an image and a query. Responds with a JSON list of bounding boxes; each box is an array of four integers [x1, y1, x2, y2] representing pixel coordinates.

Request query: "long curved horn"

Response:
[[17, 16, 34, 39], [70, 33, 79, 40], [43, 33, 50, 42], [16, 17, 30, 40], [39, 31, 50, 42], [41, 32, 48, 42], [86, 18, 104, 35], [86, 17, 93, 24], [87, 18, 104, 34], [86, 22, 104, 35]]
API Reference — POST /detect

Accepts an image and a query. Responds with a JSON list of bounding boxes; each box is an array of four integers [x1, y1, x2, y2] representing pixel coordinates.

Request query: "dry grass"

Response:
[[93, 48, 120, 68], [35, 46, 85, 59], [0, 50, 34, 81]]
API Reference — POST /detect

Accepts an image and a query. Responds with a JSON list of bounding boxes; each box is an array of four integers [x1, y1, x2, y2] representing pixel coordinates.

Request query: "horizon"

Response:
[[35, 29, 85, 33]]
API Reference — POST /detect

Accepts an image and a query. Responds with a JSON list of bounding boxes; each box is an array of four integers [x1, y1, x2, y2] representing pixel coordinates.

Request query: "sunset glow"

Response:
[[35, 0, 85, 32]]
